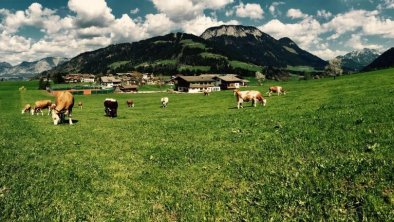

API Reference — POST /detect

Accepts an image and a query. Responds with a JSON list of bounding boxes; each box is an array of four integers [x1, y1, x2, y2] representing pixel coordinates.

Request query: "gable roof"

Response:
[[175, 75, 216, 83], [100, 76, 121, 83]]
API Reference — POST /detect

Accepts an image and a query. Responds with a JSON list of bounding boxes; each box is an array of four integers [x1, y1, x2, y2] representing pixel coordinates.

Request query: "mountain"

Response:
[[0, 62, 12, 73], [336, 48, 380, 72], [0, 57, 69, 77], [363, 47, 394, 71], [201, 25, 327, 68], [47, 25, 328, 79]]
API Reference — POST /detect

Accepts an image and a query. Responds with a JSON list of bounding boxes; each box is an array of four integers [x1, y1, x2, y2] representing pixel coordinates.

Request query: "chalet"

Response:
[[81, 74, 95, 83], [119, 85, 139, 93], [213, 74, 247, 90], [174, 75, 220, 93], [100, 76, 122, 88], [64, 74, 81, 83]]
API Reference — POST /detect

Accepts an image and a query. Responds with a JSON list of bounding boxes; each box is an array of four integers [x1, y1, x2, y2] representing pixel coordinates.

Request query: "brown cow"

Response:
[[31, 100, 52, 115], [234, 89, 267, 109], [126, 99, 134, 108], [52, 91, 74, 125], [268, 86, 286, 97], [78, 101, 83, 109], [21, 104, 31, 114]]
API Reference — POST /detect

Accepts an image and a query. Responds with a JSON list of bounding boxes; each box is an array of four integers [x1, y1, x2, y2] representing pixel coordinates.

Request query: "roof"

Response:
[[215, 75, 243, 82], [176, 75, 215, 83], [101, 76, 121, 83], [120, 85, 138, 89]]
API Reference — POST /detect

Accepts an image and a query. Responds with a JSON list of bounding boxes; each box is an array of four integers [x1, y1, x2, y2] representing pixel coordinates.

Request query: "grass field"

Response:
[[0, 69, 393, 221]]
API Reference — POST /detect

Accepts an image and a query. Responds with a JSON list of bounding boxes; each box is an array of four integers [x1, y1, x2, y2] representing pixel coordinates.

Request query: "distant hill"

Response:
[[0, 57, 68, 77], [0, 62, 12, 73], [201, 25, 327, 68], [363, 47, 394, 71], [336, 48, 380, 72], [47, 25, 327, 80]]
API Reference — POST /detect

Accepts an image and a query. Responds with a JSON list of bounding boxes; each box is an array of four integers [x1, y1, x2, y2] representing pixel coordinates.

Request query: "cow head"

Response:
[[52, 111, 61, 125]]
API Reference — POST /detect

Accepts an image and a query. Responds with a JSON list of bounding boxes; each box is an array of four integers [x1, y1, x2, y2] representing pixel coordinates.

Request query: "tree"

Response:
[[38, 77, 50, 90], [255, 71, 265, 85], [325, 58, 343, 79]]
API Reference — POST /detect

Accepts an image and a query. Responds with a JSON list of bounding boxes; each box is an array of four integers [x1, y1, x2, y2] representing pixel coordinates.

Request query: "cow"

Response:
[[161, 97, 169, 108], [31, 99, 52, 115], [126, 99, 134, 108], [78, 101, 83, 109], [268, 86, 286, 97], [104, 98, 118, 117], [233, 89, 267, 109], [203, 88, 210, 96], [21, 104, 31, 114], [52, 91, 74, 125]]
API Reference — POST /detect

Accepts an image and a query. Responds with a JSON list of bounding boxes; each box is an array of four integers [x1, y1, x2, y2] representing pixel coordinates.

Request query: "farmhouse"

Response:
[[64, 74, 96, 83], [119, 85, 139, 93], [100, 76, 122, 88], [174, 75, 220, 93], [213, 74, 248, 90]]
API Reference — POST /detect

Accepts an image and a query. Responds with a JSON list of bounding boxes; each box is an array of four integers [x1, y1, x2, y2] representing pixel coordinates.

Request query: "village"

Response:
[[58, 72, 250, 94]]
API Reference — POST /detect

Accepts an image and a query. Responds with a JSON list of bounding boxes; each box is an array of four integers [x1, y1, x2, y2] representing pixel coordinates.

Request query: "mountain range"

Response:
[[0, 57, 68, 77], [336, 48, 380, 72], [363, 47, 394, 71], [46, 25, 328, 79]]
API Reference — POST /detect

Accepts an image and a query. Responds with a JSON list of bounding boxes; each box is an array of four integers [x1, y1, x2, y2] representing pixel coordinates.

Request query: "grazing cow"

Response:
[[268, 86, 286, 97], [31, 99, 52, 115], [52, 91, 74, 125], [233, 89, 267, 109], [161, 97, 169, 108], [126, 99, 134, 108], [104, 98, 118, 117], [203, 88, 210, 96], [21, 104, 31, 114], [78, 101, 83, 109]]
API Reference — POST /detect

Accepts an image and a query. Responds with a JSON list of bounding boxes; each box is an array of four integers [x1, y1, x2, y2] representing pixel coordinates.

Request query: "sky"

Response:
[[0, 0, 393, 65]]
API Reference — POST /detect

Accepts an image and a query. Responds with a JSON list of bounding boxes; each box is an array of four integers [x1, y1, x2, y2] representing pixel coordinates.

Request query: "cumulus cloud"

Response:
[[259, 17, 324, 49], [151, 0, 234, 22], [317, 10, 332, 19], [182, 15, 239, 35], [144, 13, 175, 36], [324, 10, 394, 39], [68, 0, 115, 28], [310, 48, 347, 60], [268, 2, 285, 17], [346, 34, 382, 50], [234, 2, 264, 20], [287, 8, 308, 19]]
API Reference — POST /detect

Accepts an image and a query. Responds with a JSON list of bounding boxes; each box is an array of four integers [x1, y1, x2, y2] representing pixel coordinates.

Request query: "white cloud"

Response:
[[181, 15, 239, 35], [324, 10, 394, 38], [268, 2, 285, 17], [151, 0, 234, 22], [234, 3, 264, 20], [310, 48, 347, 60], [347, 34, 382, 50], [317, 10, 332, 19], [144, 13, 175, 36], [259, 17, 324, 49], [287, 9, 308, 19], [68, 0, 115, 28], [130, 8, 139, 15]]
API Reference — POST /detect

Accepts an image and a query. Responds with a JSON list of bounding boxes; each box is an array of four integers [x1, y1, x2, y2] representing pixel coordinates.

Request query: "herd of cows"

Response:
[[21, 86, 286, 125]]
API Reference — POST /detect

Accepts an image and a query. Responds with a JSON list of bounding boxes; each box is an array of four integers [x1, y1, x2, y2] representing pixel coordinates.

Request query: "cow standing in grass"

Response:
[[104, 98, 118, 117], [234, 89, 266, 109], [31, 100, 52, 115], [21, 104, 31, 114], [52, 91, 74, 125], [126, 99, 134, 108], [161, 97, 169, 108], [268, 86, 286, 97], [78, 101, 83, 109]]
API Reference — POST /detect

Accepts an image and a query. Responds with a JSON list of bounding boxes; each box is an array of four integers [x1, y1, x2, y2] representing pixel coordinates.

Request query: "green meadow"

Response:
[[0, 69, 393, 221]]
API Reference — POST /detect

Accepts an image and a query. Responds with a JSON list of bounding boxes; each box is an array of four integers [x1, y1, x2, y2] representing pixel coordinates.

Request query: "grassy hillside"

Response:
[[1, 69, 393, 221]]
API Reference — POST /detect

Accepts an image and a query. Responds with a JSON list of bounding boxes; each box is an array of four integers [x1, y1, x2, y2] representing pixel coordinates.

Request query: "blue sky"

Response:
[[0, 0, 393, 65]]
